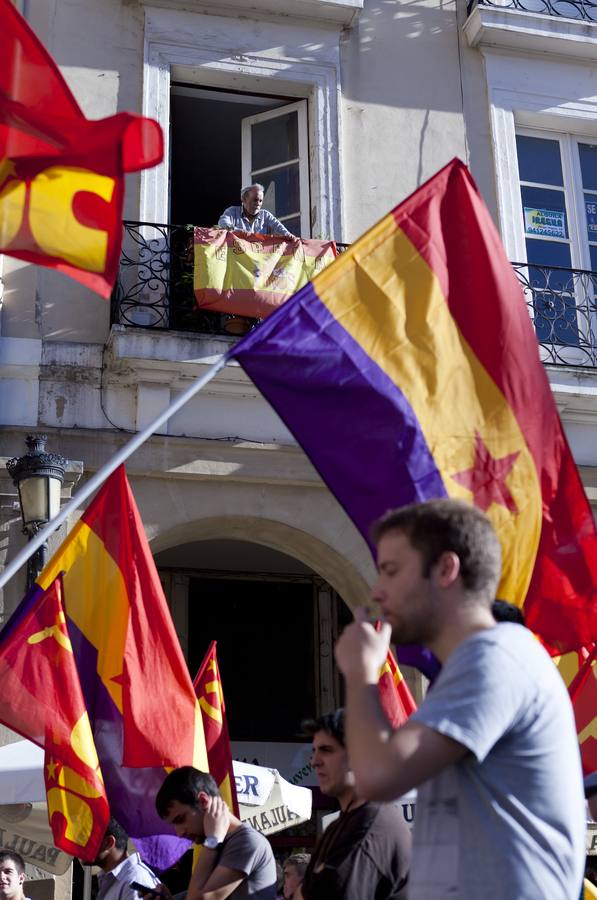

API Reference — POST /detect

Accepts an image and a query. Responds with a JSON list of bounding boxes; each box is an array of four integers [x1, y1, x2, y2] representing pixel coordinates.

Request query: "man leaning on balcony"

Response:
[[218, 183, 296, 238]]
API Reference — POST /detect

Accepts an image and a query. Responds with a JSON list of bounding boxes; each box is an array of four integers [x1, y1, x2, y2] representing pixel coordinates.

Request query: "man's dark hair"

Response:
[[105, 816, 128, 851], [492, 599, 525, 626], [372, 499, 501, 598], [0, 851, 25, 875], [155, 766, 219, 819], [301, 709, 345, 747]]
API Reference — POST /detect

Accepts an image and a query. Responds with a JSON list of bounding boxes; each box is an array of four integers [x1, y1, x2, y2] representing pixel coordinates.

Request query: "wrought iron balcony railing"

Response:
[[467, 0, 597, 19], [110, 221, 349, 338], [110, 223, 597, 367], [511, 262, 597, 366]]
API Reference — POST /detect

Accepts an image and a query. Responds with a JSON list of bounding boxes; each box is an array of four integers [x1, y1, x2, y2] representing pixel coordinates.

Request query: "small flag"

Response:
[[376, 623, 417, 727], [378, 650, 417, 728], [193, 641, 239, 816], [0, 575, 109, 861]]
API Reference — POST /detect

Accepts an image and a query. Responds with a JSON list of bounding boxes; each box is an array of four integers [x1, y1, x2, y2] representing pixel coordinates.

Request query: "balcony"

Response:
[[110, 223, 597, 367], [110, 221, 348, 338], [467, 0, 597, 21]]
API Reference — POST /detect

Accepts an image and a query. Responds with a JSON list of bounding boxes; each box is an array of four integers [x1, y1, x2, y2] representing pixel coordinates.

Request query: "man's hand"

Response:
[[335, 608, 392, 684], [203, 795, 230, 842]]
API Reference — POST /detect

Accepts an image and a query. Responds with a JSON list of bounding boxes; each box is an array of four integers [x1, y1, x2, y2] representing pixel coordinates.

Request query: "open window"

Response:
[[170, 86, 310, 237], [241, 100, 310, 237]]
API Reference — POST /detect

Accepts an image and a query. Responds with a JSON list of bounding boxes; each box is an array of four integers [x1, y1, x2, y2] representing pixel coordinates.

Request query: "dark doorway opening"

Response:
[[188, 576, 316, 741]]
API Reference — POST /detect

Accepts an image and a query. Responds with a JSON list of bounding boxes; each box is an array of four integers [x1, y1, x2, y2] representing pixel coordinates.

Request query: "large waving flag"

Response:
[[0, 575, 109, 861], [0, 0, 162, 297], [228, 159, 597, 654], [1, 466, 207, 870], [193, 641, 239, 816]]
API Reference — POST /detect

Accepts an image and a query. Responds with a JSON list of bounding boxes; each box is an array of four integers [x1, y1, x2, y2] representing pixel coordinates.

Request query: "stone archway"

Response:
[[150, 514, 372, 611]]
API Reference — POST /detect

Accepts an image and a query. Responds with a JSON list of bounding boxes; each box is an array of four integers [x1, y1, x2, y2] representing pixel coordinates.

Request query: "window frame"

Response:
[[241, 99, 310, 237], [141, 6, 343, 242], [515, 127, 596, 272]]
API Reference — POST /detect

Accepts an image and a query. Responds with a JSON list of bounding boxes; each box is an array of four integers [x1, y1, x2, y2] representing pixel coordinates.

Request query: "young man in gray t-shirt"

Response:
[[155, 766, 276, 899], [335, 499, 585, 900]]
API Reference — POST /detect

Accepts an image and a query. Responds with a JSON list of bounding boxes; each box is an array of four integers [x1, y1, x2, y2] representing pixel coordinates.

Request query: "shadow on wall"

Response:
[[340, 0, 465, 112]]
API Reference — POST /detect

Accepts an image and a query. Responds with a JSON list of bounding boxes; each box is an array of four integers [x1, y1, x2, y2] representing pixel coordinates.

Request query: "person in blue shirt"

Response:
[[218, 184, 296, 238]]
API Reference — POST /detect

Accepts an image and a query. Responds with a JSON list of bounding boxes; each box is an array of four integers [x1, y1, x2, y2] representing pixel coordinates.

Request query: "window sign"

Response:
[[585, 199, 597, 239], [524, 207, 567, 239]]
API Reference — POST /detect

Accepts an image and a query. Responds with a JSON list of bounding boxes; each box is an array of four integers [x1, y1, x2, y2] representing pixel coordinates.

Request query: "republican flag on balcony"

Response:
[[0, 0, 162, 297], [194, 228, 336, 319], [228, 158, 597, 654], [0, 574, 109, 861], [1, 466, 207, 871], [193, 641, 239, 817]]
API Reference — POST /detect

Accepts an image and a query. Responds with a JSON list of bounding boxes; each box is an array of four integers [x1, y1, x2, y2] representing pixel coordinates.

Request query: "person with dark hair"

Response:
[[297, 709, 410, 900], [0, 852, 28, 900], [155, 766, 276, 900], [335, 498, 585, 900], [281, 854, 310, 900], [83, 816, 160, 900], [491, 597, 525, 625]]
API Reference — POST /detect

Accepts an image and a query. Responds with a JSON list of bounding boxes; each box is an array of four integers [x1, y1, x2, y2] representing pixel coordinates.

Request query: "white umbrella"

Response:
[[233, 760, 312, 837]]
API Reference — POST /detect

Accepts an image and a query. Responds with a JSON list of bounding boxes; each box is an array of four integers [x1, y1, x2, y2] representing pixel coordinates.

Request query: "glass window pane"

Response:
[[516, 135, 563, 186], [579, 143, 597, 191], [521, 186, 568, 240], [251, 112, 298, 172], [259, 164, 300, 219], [525, 237, 571, 268], [280, 215, 301, 235], [590, 244, 597, 271]]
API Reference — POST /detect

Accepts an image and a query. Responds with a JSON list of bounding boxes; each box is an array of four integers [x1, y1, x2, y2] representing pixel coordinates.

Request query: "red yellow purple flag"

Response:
[[193, 641, 239, 816], [228, 159, 597, 654], [1, 466, 207, 871], [194, 229, 336, 319], [0, 575, 109, 861], [568, 645, 597, 775], [378, 649, 417, 728], [0, 0, 163, 297]]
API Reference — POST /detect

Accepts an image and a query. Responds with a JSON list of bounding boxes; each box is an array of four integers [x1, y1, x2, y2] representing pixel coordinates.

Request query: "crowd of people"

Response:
[[4, 499, 592, 899]]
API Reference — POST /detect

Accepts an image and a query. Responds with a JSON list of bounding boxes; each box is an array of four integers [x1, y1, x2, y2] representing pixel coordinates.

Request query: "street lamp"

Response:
[[6, 434, 67, 587]]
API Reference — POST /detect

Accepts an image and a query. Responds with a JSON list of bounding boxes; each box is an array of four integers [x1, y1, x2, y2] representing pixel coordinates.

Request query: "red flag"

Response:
[[193, 641, 239, 816], [0, 0, 163, 297], [569, 644, 597, 775], [0, 575, 109, 860], [375, 623, 417, 727]]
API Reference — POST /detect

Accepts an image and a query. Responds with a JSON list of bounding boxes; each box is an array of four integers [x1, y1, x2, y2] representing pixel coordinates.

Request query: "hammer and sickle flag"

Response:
[[0, 574, 109, 861], [0, 0, 163, 297]]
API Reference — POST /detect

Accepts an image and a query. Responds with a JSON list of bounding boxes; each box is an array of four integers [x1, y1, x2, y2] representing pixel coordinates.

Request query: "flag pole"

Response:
[[0, 353, 229, 591]]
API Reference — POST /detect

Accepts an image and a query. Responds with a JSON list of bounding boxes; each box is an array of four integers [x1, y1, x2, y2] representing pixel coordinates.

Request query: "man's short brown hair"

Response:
[[372, 499, 501, 598]]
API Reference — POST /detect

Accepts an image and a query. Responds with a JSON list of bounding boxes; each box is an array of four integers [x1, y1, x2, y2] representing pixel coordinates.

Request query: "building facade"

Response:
[[1, 0, 597, 831]]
